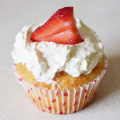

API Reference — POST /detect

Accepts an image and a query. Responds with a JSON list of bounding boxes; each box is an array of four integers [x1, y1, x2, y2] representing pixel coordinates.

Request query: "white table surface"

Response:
[[0, 0, 120, 120]]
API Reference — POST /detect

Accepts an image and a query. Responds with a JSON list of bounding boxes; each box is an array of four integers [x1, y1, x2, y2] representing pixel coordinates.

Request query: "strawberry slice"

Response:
[[31, 7, 84, 45]]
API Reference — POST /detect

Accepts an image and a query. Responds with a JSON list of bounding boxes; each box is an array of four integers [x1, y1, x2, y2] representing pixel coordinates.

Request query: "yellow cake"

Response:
[[16, 55, 105, 90]]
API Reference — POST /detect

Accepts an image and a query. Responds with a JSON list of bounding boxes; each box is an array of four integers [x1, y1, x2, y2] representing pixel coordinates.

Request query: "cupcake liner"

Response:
[[13, 56, 108, 114]]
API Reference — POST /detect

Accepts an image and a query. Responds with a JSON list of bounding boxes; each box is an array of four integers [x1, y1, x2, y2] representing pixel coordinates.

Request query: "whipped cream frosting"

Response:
[[12, 19, 104, 84]]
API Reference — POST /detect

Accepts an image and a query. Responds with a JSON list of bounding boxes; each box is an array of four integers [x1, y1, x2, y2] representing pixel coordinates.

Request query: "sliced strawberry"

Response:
[[31, 7, 84, 45]]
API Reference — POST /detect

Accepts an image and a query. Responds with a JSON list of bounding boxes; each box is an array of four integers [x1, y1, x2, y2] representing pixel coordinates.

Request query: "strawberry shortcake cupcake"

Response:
[[12, 7, 108, 114]]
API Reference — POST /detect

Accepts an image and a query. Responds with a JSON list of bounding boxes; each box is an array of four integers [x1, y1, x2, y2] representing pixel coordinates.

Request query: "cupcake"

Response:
[[12, 7, 108, 114]]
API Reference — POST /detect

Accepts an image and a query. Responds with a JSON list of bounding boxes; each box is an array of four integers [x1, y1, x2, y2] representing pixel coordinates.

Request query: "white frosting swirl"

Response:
[[12, 19, 104, 84]]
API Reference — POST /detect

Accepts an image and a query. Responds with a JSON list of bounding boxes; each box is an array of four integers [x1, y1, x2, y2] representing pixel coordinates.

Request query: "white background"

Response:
[[0, 0, 120, 120]]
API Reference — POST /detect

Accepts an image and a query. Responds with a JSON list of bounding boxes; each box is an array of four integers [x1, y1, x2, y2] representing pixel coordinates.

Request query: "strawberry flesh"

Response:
[[31, 7, 84, 45]]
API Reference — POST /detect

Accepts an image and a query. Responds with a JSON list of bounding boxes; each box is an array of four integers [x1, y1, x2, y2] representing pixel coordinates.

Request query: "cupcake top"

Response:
[[12, 7, 104, 85]]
